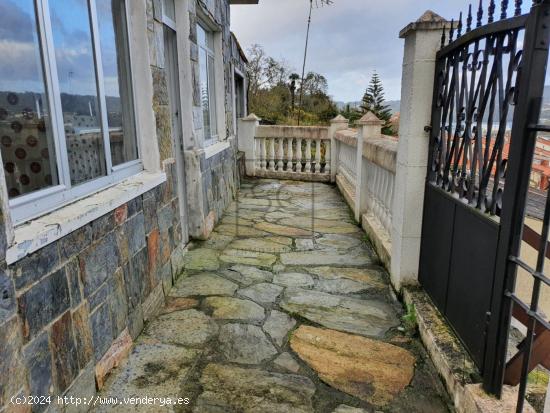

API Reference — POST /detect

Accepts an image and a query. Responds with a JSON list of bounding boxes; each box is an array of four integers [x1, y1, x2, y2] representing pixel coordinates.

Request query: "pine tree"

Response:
[[360, 72, 395, 135]]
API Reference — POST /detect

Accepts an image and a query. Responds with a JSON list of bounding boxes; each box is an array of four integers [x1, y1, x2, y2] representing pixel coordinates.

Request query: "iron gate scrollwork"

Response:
[[419, 0, 550, 410]]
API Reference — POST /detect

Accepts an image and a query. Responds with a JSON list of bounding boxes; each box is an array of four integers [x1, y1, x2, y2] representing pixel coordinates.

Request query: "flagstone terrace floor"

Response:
[[94, 179, 451, 413]]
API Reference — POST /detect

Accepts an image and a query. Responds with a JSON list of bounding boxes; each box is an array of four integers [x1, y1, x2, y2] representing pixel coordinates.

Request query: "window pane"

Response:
[[197, 24, 207, 49], [49, 0, 107, 186], [97, 0, 137, 166], [207, 54, 217, 136], [0, 0, 59, 199], [162, 0, 175, 21], [199, 47, 212, 140]]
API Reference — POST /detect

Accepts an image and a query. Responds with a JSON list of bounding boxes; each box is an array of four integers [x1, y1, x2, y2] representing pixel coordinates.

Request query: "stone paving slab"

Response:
[[94, 179, 450, 413], [94, 342, 200, 412]]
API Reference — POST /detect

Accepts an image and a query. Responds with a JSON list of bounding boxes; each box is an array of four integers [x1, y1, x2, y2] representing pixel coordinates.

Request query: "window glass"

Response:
[[197, 24, 214, 51], [207, 54, 217, 136], [162, 0, 175, 22], [0, 0, 59, 199], [97, 0, 137, 166], [198, 23, 216, 142], [199, 47, 212, 140], [49, 0, 107, 186], [197, 24, 206, 49]]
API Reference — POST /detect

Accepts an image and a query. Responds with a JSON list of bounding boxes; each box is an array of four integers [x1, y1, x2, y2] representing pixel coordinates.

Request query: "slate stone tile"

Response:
[[122, 263, 140, 313], [115, 226, 129, 265], [51, 311, 78, 392], [90, 302, 114, 361], [23, 331, 53, 405], [159, 230, 172, 265], [147, 229, 160, 289], [134, 248, 150, 301], [62, 362, 96, 413], [87, 279, 113, 312], [142, 194, 158, 234], [127, 196, 143, 217], [59, 226, 92, 261], [71, 303, 94, 372], [157, 204, 174, 233], [109, 268, 128, 337], [18, 269, 70, 339], [0, 315, 25, 406], [79, 233, 119, 297], [126, 213, 146, 256], [13, 243, 59, 290], [127, 303, 144, 340], [160, 262, 173, 295], [91, 212, 115, 241], [0, 270, 16, 318], [114, 204, 128, 226], [123, 247, 149, 312], [65, 259, 82, 309]]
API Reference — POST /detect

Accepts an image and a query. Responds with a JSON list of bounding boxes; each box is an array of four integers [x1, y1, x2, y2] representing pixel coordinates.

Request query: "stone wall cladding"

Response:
[[0, 164, 186, 411], [147, 1, 173, 162], [186, 0, 243, 238], [0, 0, 247, 408]]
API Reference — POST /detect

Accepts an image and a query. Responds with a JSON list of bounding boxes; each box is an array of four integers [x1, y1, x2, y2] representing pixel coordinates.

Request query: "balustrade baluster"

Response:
[[260, 138, 267, 171], [315, 140, 321, 173], [255, 139, 261, 171], [277, 138, 284, 171], [296, 138, 303, 172], [269, 138, 276, 171], [324, 141, 331, 175], [305, 140, 312, 173], [287, 138, 294, 172]]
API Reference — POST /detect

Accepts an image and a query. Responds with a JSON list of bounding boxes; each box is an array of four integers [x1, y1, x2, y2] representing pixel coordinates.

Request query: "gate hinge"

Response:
[[424, 125, 432, 133]]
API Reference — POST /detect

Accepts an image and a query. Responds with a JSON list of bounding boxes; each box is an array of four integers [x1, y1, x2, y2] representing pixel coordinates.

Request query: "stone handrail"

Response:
[[332, 115, 397, 268]]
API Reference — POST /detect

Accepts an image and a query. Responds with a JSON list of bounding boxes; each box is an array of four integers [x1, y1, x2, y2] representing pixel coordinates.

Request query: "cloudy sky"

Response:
[[230, 0, 533, 103]]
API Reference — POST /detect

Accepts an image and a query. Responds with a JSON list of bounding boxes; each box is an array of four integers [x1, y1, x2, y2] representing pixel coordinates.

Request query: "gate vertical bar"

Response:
[[484, 0, 550, 397]]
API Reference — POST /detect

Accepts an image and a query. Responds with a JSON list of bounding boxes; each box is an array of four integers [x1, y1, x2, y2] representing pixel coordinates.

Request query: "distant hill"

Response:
[[337, 84, 550, 119]]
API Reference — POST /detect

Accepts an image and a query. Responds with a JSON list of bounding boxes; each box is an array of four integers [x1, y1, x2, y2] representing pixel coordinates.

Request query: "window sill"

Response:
[[203, 140, 230, 159], [7, 171, 166, 265]]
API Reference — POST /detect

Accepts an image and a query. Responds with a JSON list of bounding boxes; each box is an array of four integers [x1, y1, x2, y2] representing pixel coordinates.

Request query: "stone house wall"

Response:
[[183, 0, 246, 239], [0, 0, 247, 410], [1, 163, 185, 411]]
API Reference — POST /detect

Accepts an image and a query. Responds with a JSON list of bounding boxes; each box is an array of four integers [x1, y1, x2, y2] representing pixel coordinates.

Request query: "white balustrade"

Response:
[[246, 125, 331, 182]]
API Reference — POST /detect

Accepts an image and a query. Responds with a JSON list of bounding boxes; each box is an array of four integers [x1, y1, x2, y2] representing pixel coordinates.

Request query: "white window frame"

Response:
[[6, 0, 142, 224], [232, 65, 247, 136], [197, 20, 222, 147], [160, 0, 176, 30]]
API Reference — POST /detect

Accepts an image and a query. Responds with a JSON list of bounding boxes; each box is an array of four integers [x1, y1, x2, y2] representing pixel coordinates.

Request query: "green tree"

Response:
[[246, 45, 336, 126], [339, 104, 362, 124], [361, 72, 394, 135]]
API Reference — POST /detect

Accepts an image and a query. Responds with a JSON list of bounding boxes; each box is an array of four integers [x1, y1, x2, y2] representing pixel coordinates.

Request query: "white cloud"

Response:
[[231, 0, 533, 102]]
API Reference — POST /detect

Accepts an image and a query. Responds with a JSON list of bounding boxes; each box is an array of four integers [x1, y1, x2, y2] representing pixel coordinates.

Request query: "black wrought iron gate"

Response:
[[418, 0, 550, 406]]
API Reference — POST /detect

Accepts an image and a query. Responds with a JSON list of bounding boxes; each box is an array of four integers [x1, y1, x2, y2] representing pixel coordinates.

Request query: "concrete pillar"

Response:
[[238, 114, 260, 176], [355, 112, 383, 222], [329, 115, 349, 183], [391, 11, 450, 289]]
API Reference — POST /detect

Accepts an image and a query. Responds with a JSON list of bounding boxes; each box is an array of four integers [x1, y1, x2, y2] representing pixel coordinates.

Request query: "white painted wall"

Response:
[[391, 12, 450, 289]]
